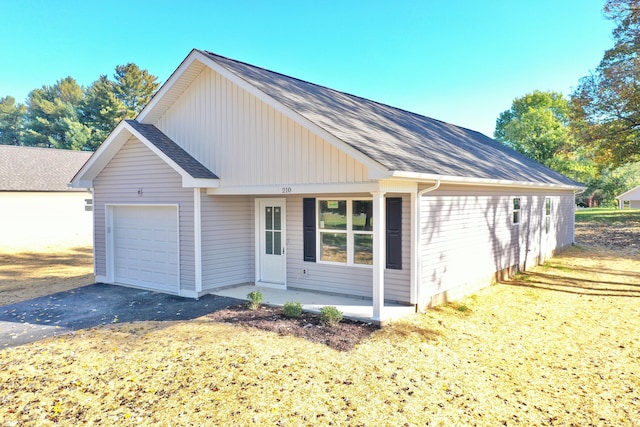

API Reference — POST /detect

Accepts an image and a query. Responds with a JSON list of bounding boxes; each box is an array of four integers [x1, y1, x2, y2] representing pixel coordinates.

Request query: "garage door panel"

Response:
[[112, 206, 179, 293]]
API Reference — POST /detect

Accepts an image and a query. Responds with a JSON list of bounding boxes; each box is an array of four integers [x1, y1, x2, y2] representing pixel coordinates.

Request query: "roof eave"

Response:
[[389, 171, 585, 191]]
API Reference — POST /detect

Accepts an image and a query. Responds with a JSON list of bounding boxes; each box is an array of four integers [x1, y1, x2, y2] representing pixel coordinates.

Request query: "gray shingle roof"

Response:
[[0, 145, 91, 191], [200, 50, 580, 187], [125, 120, 219, 179]]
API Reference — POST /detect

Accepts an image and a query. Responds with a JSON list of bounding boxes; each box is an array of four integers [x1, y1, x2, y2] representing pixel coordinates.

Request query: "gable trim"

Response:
[[70, 120, 219, 189]]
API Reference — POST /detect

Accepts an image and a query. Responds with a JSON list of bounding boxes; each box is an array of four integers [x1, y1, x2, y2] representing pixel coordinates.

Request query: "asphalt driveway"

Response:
[[0, 283, 241, 348]]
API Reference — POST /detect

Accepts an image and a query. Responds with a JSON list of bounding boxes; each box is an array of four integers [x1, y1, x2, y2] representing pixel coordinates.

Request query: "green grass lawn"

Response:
[[575, 207, 640, 224]]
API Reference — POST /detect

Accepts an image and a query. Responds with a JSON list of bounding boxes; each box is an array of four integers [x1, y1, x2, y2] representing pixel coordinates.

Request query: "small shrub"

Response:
[[455, 303, 469, 313], [283, 301, 303, 318], [320, 306, 343, 326], [246, 291, 264, 310]]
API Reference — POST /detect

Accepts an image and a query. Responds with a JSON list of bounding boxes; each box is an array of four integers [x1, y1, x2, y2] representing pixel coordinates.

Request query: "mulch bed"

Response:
[[207, 305, 379, 351]]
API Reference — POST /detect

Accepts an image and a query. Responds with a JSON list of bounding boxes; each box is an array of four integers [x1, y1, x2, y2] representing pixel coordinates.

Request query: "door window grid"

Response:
[[265, 206, 282, 255]]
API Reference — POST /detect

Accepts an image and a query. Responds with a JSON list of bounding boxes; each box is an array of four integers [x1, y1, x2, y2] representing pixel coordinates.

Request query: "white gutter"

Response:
[[391, 171, 584, 191], [412, 179, 441, 311]]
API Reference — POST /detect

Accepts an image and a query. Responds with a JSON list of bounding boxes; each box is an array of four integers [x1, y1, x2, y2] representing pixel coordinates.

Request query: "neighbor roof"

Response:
[[0, 146, 91, 191], [194, 50, 581, 188]]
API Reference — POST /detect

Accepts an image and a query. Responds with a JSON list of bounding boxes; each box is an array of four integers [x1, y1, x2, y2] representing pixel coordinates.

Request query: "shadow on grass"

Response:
[[503, 271, 640, 297]]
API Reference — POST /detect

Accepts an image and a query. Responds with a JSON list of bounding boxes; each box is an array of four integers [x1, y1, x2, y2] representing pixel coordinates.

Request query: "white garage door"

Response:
[[112, 205, 179, 293]]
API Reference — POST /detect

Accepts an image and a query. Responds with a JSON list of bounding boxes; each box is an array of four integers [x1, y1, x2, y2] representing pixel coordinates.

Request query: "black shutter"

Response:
[[303, 198, 316, 262], [386, 197, 402, 269]]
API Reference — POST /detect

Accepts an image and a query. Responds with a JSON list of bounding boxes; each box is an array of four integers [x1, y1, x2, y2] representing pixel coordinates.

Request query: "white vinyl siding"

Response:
[[93, 137, 196, 293], [418, 185, 575, 305], [200, 194, 254, 291], [155, 67, 369, 186], [287, 195, 411, 303]]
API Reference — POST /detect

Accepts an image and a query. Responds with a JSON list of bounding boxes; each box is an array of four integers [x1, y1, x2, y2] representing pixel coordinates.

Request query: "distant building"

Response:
[[0, 145, 92, 251], [617, 185, 640, 209]]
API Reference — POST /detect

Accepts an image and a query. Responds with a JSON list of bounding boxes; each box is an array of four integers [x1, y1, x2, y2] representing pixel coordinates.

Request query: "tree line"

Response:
[[0, 64, 159, 151], [2, 1, 639, 207], [495, 0, 640, 207]]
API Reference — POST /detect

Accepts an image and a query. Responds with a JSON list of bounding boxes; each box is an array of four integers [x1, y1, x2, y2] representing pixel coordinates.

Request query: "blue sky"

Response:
[[1, 0, 614, 137]]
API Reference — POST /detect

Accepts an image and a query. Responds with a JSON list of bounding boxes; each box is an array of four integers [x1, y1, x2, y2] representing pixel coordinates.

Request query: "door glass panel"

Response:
[[274, 207, 281, 231], [265, 207, 273, 230], [274, 231, 281, 255], [265, 206, 273, 254], [265, 231, 273, 255]]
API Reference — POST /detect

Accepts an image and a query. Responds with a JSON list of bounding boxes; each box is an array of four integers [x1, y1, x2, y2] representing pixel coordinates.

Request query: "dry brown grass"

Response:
[[0, 245, 94, 306], [1, 237, 640, 424]]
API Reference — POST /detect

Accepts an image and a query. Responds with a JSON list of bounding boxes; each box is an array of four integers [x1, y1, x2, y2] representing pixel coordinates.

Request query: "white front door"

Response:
[[256, 199, 286, 288]]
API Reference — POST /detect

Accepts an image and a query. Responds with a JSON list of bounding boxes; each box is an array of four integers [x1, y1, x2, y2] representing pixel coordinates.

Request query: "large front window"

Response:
[[318, 199, 373, 266]]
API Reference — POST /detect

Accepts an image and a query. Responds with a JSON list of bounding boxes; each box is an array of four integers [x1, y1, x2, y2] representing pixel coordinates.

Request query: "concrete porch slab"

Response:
[[210, 284, 416, 325]]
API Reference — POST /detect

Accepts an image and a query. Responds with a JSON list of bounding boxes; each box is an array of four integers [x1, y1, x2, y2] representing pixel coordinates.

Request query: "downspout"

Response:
[[413, 179, 441, 312], [573, 188, 586, 245]]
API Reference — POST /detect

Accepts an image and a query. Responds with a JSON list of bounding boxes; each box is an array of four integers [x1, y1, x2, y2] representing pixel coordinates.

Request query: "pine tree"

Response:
[[113, 63, 160, 118], [0, 96, 26, 145]]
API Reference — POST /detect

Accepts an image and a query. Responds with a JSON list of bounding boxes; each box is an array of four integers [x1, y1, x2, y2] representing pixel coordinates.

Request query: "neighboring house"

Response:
[[617, 185, 640, 209], [0, 146, 92, 251], [71, 49, 583, 321]]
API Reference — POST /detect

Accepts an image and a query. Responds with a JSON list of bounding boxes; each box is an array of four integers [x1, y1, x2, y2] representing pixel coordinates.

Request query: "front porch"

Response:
[[210, 284, 416, 326]]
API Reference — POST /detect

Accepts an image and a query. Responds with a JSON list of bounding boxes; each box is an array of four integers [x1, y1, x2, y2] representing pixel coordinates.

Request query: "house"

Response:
[[71, 49, 583, 322], [0, 145, 92, 251], [617, 185, 640, 209]]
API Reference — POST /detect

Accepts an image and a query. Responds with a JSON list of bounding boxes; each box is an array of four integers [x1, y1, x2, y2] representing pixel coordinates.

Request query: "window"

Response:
[[303, 197, 402, 269], [544, 198, 551, 234], [512, 197, 521, 224], [318, 199, 373, 265]]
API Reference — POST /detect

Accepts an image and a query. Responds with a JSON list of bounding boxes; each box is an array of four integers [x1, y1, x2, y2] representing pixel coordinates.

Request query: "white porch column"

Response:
[[371, 191, 386, 321], [194, 188, 202, 294]]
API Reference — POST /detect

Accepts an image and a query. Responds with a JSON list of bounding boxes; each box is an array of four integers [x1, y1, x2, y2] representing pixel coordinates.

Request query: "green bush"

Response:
[[320, 306, 343, 326], [283, 301, 303, 318], [246, 290, 264, 310]]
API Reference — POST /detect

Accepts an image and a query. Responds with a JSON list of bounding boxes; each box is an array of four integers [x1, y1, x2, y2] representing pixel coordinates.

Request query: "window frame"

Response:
[[512, 197, 521, 225], [316, 197, 373, 267], [544, 197, 551, 234]]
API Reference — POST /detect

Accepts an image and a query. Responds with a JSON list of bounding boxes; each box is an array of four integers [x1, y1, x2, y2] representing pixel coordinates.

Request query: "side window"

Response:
[[512, 197, 521, 225], [545, 198, 551, 234]]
